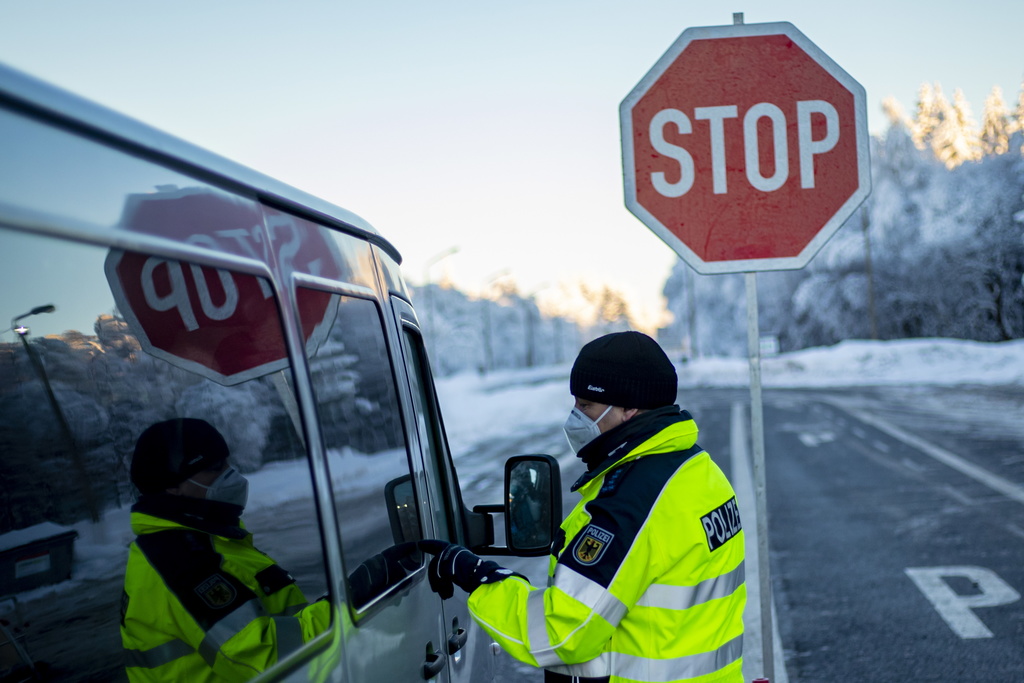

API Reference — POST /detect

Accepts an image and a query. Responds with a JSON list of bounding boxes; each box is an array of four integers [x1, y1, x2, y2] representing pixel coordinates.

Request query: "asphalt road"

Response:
[[696, 386, 1024, 683]]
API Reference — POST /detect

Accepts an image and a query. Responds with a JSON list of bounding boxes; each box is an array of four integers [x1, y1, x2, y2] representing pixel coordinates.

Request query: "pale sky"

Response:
[[1, 0, 1020, 330]]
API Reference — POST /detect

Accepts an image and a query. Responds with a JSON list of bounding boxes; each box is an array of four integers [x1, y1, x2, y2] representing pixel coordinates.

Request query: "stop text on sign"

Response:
[[140, 258, 241, 331], [650, 100, 838, 196]]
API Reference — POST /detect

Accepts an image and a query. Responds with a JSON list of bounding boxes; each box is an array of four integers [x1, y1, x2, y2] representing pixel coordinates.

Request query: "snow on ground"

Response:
[[679, 338, 1024, 389], [436, 337, 1024, 454]]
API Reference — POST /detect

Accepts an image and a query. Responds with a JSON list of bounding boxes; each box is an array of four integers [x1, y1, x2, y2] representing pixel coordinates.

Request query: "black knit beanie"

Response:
[[569, 331, 678, 409], [131, 418, 229, 494]]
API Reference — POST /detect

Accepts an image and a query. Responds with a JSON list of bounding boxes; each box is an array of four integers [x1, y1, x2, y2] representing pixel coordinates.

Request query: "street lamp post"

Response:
[[522, 283, 550, 369], [481, 270, 511, 374], [422, 246, 460, 340], [11, 305, 100, 522], [7, 303, 56, 336]]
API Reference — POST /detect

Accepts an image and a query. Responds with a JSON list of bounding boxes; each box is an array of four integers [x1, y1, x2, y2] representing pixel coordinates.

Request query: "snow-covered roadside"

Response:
[[677, 338, 1024, 388], [436, 338, 1024, 454]]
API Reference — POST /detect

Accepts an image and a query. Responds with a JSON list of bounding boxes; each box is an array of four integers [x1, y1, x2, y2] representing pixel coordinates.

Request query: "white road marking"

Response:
[[797, 431, 836, 447], [828, 402, 1024, 506], [905, 566, 1020, 639], [939, 484, 975, 506], [1005, 523, 1024, 541], [900, 457, 927, 473], [731, 402, 789, 683]]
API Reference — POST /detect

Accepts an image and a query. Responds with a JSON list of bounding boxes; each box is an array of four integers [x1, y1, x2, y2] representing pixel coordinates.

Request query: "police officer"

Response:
[[420, 331, 746, 683], [120, 418, 330, 682]]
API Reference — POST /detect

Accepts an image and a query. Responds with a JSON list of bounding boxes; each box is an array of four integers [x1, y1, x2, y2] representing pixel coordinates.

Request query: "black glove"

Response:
[[349, 542, 420, 606], [418, 540, 520, 599]]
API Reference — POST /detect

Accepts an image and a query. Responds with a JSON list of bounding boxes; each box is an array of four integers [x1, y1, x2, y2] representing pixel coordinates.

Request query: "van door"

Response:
[[391, 297, 496, 683], [294, 283, 453, 682]]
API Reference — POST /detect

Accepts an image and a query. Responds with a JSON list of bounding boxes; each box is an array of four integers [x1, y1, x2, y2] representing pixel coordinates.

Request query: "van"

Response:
[[0, 63, 561, 682]]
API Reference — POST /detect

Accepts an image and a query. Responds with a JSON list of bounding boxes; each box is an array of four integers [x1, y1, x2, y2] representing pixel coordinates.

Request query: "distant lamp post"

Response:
[[422, 246, 460, 337], [8, 303, 56, 336], [481, 270, 511, 373], [10, 304, 100, 522], [521, 283, 550, 369]]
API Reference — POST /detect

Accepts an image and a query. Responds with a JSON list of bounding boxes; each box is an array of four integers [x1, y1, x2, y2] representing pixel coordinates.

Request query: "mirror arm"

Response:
[[466, 505, 520, 556], [463, 505, 495, 551]]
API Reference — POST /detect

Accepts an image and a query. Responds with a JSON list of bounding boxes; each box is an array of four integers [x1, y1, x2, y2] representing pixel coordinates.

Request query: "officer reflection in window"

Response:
[[120, 418, 331, 681], [121, 418, 419, 681]]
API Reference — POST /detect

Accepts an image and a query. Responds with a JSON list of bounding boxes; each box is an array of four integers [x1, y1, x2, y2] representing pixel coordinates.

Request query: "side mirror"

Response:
[[384, 474, 420, 545], [505, 454, 562, 555], [468, 454, 562, 557]]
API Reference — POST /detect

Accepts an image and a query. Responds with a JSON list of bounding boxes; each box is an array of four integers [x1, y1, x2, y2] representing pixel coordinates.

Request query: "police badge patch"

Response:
[[573, 525, 614, 565], [195, 574, 237, 609]]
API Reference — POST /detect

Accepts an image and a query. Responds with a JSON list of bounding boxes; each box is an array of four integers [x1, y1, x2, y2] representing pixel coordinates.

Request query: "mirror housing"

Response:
[[469, 454, 562, 557], [384, 474, 420, 545]]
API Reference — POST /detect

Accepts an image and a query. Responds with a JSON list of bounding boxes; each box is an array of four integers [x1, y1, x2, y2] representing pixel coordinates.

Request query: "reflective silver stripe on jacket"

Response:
[[124, 638, 193, 668], [636, 562, 745, 611], [526, 589, 561, 667], [527, 566, 630, 668], [548, 634, 744, 682], [281, 602, 307, 617], [273, 614, 305, 656], [551, 564, 628, 627], [198, 598, 267, 666]]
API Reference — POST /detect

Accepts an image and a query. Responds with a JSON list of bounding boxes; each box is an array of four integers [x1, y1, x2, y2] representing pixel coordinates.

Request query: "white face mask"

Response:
[[562, 405, 613, 454], [189, 466, 249, 508]]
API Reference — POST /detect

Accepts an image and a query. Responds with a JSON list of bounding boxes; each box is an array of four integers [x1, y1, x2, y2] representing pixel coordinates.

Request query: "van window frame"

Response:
[[291, 273, 433, 621], [390, 297, 472, 547]]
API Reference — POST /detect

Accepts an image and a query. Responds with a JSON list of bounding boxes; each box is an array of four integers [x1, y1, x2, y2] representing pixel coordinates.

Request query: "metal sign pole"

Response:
[[745, 271, 774, 681]]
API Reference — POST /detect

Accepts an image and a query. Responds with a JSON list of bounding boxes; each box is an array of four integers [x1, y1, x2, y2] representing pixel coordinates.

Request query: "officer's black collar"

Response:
[[572, 405, 691, 491], [133, 493, 248, 539]]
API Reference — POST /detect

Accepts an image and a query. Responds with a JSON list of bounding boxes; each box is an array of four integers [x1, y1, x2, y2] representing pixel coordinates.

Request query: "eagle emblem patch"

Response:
[[195, 574, 237, 609], [573, 525, 614, 565]]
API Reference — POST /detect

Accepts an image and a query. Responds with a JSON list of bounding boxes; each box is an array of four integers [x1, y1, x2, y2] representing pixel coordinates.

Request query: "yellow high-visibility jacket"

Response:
[[469, 407, 746, 683], [120, 495, 330, 682]]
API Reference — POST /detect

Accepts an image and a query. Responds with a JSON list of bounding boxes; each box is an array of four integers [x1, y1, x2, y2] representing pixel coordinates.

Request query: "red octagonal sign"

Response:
[[104, 188, 343, 385], [621, 22, 870, 273]]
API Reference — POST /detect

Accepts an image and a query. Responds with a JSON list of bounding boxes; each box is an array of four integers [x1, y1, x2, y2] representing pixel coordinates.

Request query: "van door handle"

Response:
[[448, 626, 468, 654], [422, 642, 445, 679]]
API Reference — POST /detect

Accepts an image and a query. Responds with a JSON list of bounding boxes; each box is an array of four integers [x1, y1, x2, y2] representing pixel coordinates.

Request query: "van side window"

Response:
[[400, 326, 463, 544], [298, 291, 423, 611], [0, 230, 330, 681]]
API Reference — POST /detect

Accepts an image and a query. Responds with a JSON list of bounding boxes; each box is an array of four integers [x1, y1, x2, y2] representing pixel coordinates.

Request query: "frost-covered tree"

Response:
[[659, 269, 747, 357], [980, 85, 1011, 155], [932, 88, 981, 169], [580, 283, 637, 337], [1013, 79, 1024, 153], [412, 280, 585, 376], [882, 96, 913, 130], [912, 83, 942, 151]]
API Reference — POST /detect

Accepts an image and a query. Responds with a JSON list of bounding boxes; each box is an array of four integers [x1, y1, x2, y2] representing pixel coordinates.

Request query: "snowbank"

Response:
[[676, 338, 1024, 388], [435, 338, 1024, 452]]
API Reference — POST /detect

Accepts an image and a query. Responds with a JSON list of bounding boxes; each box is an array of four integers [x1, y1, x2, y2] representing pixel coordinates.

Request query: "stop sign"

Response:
[[104, 187, 341, 385], [620, 22, 870, 273]]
